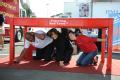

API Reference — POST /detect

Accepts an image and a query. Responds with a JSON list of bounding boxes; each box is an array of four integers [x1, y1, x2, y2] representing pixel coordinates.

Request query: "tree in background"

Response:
[[20, 0, 35, 17]]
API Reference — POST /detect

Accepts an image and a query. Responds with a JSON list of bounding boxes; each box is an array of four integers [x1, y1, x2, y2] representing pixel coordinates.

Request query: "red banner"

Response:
[[0, 0, 19, 20]]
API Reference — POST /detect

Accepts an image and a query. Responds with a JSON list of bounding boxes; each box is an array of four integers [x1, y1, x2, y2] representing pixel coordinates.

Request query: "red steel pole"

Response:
[[107, 19, 113, 71], [101, 28, 106, 63], [9, 18, 15, 63]]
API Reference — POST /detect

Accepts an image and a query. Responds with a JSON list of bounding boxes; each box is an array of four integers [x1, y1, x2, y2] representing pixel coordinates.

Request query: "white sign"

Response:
[[49, 19, 68, 25]]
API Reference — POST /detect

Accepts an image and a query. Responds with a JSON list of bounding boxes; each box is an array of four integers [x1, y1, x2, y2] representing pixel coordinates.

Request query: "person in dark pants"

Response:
[[48, 28, 73, 66], [35, 42, 54, 61]]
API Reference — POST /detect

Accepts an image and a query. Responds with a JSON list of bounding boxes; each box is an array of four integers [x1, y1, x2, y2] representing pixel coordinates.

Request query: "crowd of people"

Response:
[[14, 28, 105, 67]]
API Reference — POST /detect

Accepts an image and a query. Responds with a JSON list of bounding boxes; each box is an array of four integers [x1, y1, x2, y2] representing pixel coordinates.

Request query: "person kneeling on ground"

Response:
[[14, 30, 53, 63], [68, 31, 105, 66], [47, 28, 73, 66]]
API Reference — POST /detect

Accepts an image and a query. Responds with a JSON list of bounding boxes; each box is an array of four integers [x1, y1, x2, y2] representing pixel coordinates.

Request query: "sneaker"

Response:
[[93, 56, 98, 65]]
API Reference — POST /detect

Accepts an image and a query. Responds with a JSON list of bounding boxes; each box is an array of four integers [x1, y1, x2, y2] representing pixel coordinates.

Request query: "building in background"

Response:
[[92, 2, 120, 52], [64, 0, 120, 52]]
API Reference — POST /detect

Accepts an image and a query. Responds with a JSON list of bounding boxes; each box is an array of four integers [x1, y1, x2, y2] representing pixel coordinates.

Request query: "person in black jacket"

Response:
[[47, 28, 73, 66]]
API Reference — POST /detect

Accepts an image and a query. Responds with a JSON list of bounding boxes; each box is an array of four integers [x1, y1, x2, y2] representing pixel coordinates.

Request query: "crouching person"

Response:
[[14, 30, 53, 63], [48, 28, 73, 66], [68, 31, 105, 66]]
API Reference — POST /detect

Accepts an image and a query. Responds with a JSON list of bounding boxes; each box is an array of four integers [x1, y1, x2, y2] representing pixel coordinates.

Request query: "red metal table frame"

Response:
[[8, 18, 113, 71]]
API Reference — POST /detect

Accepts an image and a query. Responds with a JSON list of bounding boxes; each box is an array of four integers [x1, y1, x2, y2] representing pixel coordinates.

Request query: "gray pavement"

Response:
[[0, 41, 120, 80], [0, 69, 120, 80], [0, 41, 24, 58]]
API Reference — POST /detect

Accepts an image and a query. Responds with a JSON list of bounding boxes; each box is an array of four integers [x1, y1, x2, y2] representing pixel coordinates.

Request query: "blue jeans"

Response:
[[76, 50, 98, 66]]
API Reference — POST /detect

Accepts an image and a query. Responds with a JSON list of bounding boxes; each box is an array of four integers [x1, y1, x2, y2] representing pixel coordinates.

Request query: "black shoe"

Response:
[[44, 59, 52, 62], [76, 64, 80, 66], [33, 56, 42, 60], [64, 62, 70, 66], [13, 61, 20, 64]]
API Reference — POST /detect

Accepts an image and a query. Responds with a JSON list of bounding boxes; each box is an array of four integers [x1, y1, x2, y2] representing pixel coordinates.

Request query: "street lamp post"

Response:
[[46, 3, 49, 17], [91, 0, 93, 17]]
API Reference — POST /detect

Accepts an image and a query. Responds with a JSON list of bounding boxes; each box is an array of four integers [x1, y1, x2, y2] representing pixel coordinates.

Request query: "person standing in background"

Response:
[[0, 14, 5, 50]]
